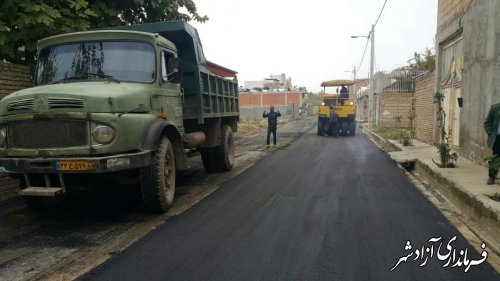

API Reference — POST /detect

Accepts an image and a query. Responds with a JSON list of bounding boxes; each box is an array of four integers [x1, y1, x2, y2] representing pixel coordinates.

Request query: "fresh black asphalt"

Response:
[[81, 129, 499, 281]]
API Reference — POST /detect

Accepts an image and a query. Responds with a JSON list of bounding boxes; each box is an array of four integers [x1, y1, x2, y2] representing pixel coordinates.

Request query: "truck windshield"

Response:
[[36, 41, 156, 85]]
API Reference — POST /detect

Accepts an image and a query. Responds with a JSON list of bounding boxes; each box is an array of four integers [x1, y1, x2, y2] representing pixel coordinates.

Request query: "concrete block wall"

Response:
[[378, 93, 413, 128], [239, 104, 303, 122], [458, 0, 500, 163], [414, 73, 436, 143], [356, 96, 369, 122]]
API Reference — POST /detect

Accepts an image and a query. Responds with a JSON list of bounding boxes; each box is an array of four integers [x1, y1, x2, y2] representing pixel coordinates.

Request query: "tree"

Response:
[[407, 47, 436, 72], [0, 0, 208, 65], [304, 92, 321, 106]]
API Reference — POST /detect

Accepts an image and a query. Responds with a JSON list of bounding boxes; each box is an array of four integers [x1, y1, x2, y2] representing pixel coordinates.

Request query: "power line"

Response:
[[374, 0, 388, 28], [355, 0, 387, 75], [357, 37, 370, 71]]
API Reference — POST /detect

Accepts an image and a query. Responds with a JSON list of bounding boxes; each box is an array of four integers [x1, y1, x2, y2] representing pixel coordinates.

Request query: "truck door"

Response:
[[158, 50, 184, 131]]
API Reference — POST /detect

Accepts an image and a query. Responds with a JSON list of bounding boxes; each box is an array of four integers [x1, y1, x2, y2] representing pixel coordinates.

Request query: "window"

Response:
[[36, 41, 156, 85], [161, 51, 175, 82]]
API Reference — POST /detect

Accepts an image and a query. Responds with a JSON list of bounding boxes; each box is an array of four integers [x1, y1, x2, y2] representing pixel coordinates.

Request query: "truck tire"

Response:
[[200, 148, 217, 172], [215, 125, 235, 171], [349, 121, 356, 136], [141, 136, 176, 213], [341, 121, 349, 136], [317, 118, 324, 136]]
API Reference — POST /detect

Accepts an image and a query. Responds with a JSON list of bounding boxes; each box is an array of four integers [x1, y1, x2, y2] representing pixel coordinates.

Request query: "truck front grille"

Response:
[[7, 119, 88, 148], [48, 98, 84, 109], [7, 99, 34, 111]]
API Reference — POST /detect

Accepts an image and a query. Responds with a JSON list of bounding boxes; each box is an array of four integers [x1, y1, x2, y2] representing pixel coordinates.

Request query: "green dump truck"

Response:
[[0, 21, 239, 213]]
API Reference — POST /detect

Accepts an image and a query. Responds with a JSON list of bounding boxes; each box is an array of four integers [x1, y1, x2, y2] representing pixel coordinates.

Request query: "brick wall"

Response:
[[414, 73, 436, 143], [0, 61, 32, 98], [0, 61, 32, 201], [378, 93, 413, 128], [239, 92, 302, 107], [438, 0, 475, 32]]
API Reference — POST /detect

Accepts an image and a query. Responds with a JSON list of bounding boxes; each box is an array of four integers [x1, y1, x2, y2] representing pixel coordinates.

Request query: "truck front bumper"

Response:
[[0, 151, 152, 174]]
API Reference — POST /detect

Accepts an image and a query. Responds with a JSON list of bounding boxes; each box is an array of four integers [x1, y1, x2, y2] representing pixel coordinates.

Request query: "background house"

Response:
[[244, 73, 293, 92]]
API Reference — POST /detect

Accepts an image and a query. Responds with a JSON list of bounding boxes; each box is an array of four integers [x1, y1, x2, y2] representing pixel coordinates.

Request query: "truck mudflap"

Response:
[[0, 150, 152, 174]]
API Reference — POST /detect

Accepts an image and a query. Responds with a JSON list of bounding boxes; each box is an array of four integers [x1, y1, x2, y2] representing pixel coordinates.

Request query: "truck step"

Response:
[[19, 187, 63, 197]]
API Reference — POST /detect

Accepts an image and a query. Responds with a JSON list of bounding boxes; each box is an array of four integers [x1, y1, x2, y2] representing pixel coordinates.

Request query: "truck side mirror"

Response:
[[167, 57, 182, 84]]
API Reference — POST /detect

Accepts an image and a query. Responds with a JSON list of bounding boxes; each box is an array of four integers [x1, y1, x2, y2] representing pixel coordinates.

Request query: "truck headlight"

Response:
[[0, 128, 6, 147], [321, 102, 325, 106], [92, 125, 115, 144]]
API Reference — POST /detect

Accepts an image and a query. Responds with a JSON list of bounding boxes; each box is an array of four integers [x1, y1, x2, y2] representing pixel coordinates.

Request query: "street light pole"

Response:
[[352, 66, 357, 96], [351, 24, 376, 126], [369, 24, 375, 127]]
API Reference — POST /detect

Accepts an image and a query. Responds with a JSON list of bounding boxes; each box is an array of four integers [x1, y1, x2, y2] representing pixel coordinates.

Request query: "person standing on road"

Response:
[[328, 105, 338, 137], [484, 103, 500, 185], [263, 105, 281, 148]]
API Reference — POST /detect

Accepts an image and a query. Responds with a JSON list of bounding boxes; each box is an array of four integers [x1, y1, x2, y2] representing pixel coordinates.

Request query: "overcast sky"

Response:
[[189, 0, 437, 92]]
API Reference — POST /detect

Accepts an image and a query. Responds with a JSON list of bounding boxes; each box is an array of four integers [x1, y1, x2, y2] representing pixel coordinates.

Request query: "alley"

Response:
[[82, 129, 499, 281]]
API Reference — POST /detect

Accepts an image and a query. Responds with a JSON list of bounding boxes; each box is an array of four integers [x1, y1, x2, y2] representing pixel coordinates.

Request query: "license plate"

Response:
[[56, 161, 96, 171]]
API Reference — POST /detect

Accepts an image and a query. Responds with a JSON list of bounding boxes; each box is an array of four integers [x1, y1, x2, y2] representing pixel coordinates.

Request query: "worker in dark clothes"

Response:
[[263, 105, 281, 147], [328, 105, 339, 137], [484, 103, 500, 184]]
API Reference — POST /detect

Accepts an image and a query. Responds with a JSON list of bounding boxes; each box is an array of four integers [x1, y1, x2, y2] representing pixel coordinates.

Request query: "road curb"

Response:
[[412, 159, 500, 253], [361, 127, 401, 152], [362, 127, 500, 255]]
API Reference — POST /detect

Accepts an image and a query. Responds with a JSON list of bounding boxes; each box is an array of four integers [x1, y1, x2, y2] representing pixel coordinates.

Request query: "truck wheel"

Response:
[[341, 121, 349, 136], [215, 125, 235, 171], [200, 148, 217, 172], [141, 137, 176, 213], [317, 118, 324, 136], [349, 121, 356, 136]]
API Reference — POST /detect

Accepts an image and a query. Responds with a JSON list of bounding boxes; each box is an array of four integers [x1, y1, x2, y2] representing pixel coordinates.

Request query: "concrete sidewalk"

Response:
[[363, 128, 500, 254]]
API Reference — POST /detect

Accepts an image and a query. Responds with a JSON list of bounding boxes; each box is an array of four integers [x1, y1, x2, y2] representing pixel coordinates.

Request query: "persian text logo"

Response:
[[389, 236, 488, 272]]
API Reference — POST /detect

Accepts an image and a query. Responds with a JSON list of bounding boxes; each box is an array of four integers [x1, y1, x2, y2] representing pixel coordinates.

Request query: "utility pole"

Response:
[[352, 66, 357, 116], [369, 24, 375, 127], [352, 66, 357, 97]]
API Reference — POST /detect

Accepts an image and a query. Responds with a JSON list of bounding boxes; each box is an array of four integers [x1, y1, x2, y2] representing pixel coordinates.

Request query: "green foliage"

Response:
[[401, 136, 411, 146], [0, 0, 208, 64], [488, 192, 500, 202], [397, 47, 436, 72], [434, 92, 446, 143], [304, 92, 321, 106], [485, 155, 500, 170], [117, 0, 208, 24], [433, 91, 458, 168], [434, 142, 458, 168], [393, 114, 407, 144], [407, 96, 416, 146], [407, 48, 436, 72], [374, 127, 410, 140]]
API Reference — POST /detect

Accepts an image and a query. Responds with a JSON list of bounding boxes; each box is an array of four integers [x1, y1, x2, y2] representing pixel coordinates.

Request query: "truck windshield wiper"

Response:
[[53, 73, 120, 84]]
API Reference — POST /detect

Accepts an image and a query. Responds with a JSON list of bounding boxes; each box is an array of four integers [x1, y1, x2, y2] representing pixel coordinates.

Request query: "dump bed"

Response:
[[111, 21, 239, 123]]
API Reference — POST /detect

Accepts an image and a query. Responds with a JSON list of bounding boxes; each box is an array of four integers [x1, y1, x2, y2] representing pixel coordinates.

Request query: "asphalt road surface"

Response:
[[81, 129, 499, 281]]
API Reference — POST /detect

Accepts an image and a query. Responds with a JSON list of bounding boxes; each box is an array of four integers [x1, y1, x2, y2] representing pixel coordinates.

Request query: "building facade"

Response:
[[436, 0, 500, 163]]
